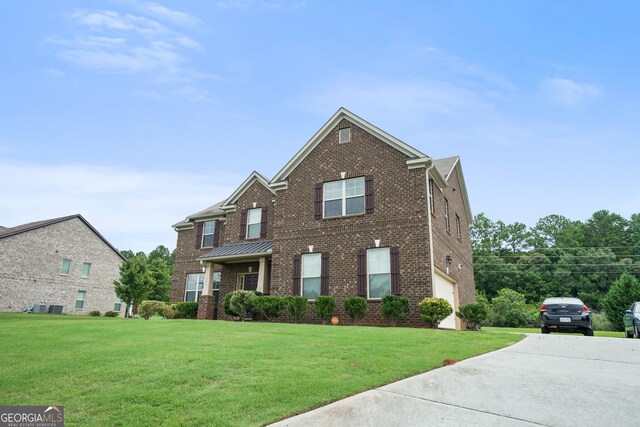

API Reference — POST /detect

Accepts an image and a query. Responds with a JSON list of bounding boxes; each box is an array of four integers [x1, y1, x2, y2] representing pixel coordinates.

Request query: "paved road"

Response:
[[270, 334, 640, 426]]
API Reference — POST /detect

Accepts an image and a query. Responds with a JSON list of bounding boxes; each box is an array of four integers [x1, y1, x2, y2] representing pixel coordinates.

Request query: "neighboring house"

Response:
[[171, 108, 474, 328], [0, 215, 125, 315]]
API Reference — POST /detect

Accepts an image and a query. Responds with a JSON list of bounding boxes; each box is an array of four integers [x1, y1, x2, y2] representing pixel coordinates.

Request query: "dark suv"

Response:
[[540, 297, 593, 336]]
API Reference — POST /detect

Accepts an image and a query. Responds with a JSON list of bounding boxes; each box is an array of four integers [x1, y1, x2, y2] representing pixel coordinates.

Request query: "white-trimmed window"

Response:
[[428, 179, 435, 215], [82, 262, 91, 278], [444, 198, 450, 233], [185, 273, 204, 302], [75, 291, 86, 309], [114, 297, 122, 311], [367, 248, 391, 299], [60, 259, 71, 276], [339, 127, 351, 144], [202, 221, 216, 247], [456, 214, 462, 240], [246, 208, 262, 239], [323, 177, 365, 217], [301, 253, 321, 300], [213, 272, 221, 291]]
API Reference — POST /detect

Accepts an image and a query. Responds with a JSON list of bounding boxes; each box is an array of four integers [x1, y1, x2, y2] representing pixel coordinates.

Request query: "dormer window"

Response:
[[339, 127, 351, 144]]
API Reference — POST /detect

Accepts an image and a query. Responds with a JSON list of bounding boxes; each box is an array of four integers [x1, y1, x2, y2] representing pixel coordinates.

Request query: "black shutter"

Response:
[[357, 248, 367, 297], [321, 252, 329, 296], [195, 222, 203, 249], [314, 183, 323, 220], [212, 220, 220, 247], [365, 175, 374, 214], [239, 209, 247, 240], [391, 246, 400, 295], [260, 207, 268, 238], [292, 254, 301, 296]]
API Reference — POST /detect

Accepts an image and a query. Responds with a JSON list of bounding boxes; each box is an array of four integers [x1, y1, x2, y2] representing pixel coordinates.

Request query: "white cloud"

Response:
[[140, 2, 200, 27], [539, 77, 602, 107], [0, 161, 241, 253]]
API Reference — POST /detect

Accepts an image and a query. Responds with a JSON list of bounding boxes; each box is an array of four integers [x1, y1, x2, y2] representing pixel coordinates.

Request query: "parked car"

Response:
[[623, 302, 640, 339], [540, 297, 593, 336]]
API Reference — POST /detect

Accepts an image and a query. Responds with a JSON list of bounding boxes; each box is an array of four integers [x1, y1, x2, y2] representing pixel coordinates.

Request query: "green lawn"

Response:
[[0, 313, 522, 426], [483, 326, 625, 338]]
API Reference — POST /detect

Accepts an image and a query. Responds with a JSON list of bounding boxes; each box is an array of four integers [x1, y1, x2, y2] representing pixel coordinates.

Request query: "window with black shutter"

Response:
[[321, 252, 329, 295], [212, 219, 220, 247], [390, 246, 400, 294], [195, 222, 204, 249], [239, 209, 247, 240], [357, 249, 367, 297], [365, 175, 374, 214], [260, 207, 268, 238], [292, 254, 301, 295]]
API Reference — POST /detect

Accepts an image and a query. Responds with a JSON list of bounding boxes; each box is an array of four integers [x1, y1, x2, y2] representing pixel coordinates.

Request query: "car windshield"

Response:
[[635, 304, 640, 313]]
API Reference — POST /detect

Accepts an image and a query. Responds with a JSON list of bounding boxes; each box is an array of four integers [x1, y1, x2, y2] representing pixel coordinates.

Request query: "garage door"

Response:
[[434, 271, 457, 329]]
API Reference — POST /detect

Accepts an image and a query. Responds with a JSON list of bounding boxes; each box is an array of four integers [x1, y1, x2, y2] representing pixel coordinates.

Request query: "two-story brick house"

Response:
[[171, 108, 474, 327]]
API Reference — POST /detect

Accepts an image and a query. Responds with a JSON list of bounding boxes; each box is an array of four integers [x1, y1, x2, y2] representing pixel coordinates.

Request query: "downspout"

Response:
[[426, 161, 436, 297]]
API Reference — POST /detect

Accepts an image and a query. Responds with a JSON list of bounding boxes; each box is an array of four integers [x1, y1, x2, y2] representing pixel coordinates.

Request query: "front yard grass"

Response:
[[0, 313, 522, 426]]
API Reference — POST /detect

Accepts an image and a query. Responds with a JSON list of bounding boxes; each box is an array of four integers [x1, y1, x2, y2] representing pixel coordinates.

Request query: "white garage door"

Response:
[[434, 272, 457, 329]]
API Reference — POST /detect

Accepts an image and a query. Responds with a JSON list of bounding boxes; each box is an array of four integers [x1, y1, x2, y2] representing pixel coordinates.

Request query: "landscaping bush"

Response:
[[172, 301, 198, 319], [487, 289, 538, 328], [602, 272, 640, 331], [344, 296, 367, 324], [591, 311, 617, 331], [380, 295, 410, 326], [139, 300, 168, 320], [456, 302, 489, 330], [224, 292, 239, 317], [89, 310, 101, 317], [162, 305, 180, 319], [418, 297, 452, 328], [314, 296, 337, 324], [252, 296, 286, 321], [229, 291, 257, 321], [104, 311, 119, 317], [286, 296, 308, 324]]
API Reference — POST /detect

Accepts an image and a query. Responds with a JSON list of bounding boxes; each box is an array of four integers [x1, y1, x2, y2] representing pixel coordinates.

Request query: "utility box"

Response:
[[32, 304, 48, 314], [48, 305, 63, 314]]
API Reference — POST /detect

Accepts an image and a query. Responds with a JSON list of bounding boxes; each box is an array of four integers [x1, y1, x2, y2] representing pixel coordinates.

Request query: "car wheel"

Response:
[[583, 328, 594, 336], [627, 329, 635, 339], [541, 327, 549, 334], [635, 323, 640, 339]]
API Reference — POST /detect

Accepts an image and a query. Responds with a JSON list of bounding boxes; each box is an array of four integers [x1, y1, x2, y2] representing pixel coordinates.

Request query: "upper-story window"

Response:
[[323, 177, 365, 218], [455, 214, 462, 240], [246, 208, 262, 239], [444, 198, 450, 233], [428, 179, 435, 215], [339, 127, 351, 144], [202, 221, 216, 247], [60, 259, 71, 276], [82, 262, 91, 278]]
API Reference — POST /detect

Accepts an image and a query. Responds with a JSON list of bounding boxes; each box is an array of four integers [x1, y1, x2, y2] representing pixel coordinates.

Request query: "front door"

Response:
[[243, 274, 259, 291]]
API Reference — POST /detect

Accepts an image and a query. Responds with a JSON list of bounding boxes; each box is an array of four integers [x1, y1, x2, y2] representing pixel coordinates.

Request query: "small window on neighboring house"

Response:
[[444, 198, 450, 233], [60, 259, 71, 276], [456, 214, 462, 240], [301, 253, 321, 300], [82, 262, 91, 278], [75, 291, 86, 309], [213, 272, 221, 291], [323, 177, 365, 217], [202, 221, 216, 247], [339, 127, 351, 144], [185, 273, 204, 302], [246, 208, 262, 239], [367, 248, 391, 299], [428, 179, 435, 215], [114, 297, 122, 311]]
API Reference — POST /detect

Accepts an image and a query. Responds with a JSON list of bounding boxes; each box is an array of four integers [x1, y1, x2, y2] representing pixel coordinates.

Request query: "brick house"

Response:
[[171, 108, 474, 328], [0, 215, 125, 315]]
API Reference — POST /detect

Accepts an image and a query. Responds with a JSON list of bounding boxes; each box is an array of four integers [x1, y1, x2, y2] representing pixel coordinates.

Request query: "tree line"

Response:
[[472, 210, 640, 316]]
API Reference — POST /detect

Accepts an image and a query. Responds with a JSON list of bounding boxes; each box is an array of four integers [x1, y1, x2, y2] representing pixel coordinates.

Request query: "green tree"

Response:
[[473, 254, 520, 299], [602, 273, 640, 330], [114, 254, 152, 317], [489, 289, 537, 328], [147, 258, 171, 302], [529, 214, 579, 248], [501, 222, 531, 253], [148, 245, 175, 275], [470, 213, 503, 254], [582, 210, 629, 257]]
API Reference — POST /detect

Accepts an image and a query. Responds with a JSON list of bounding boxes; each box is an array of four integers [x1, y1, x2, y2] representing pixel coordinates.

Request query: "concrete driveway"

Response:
[[270, 334, 640, 426]]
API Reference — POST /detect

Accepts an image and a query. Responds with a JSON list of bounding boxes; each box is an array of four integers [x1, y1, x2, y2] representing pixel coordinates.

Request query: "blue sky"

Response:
[[1, 1, 639, 253]]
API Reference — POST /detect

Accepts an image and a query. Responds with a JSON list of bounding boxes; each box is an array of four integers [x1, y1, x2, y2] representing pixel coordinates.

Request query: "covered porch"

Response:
[[196, 240, 272, 320]]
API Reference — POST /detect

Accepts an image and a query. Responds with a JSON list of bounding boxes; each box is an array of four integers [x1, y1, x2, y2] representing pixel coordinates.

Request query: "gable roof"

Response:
[[220, 171, 274, 211], [433, 156, 473, 225], [0, 215, 125, 261], [433, 156, 459, 180], [271, 107, 431, 186]]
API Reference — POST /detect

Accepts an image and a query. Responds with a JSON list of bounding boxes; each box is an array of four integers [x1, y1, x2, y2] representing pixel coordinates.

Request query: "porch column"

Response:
[[257, 257, 266, 293], [197, 262, 215, 320]]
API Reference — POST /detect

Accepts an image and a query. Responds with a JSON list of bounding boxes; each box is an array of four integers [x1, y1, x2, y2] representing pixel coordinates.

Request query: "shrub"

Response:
[[286, 296, 308, 324], [488, 289, 538, 328], [602, 273, 640, 331], [344, 296, 367, 323], [89, 310, 101, 317], [591, 311, 617, 331], [380, 295, 410, 326], [139, 300, 168, 320], [224, 292, 239, 317], [314, 296, 337, 324], [253, 296, 286, 321], [104, 311, 119, 317], [418, 297, 453, 328], [162, 305, 180, 319], [172, 301, 198, 319], [456, 302, 490, 330], [229, 291, 257, 321]]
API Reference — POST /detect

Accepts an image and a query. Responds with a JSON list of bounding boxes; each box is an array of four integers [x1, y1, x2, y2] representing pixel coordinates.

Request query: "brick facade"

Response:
[[0, 216, 124, 315], [170, 109, 475, 327]]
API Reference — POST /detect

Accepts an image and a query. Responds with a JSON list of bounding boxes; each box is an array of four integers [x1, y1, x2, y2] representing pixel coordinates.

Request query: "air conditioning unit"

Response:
[[48, 305, 63, 314], [32, 304, 48, 314]]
